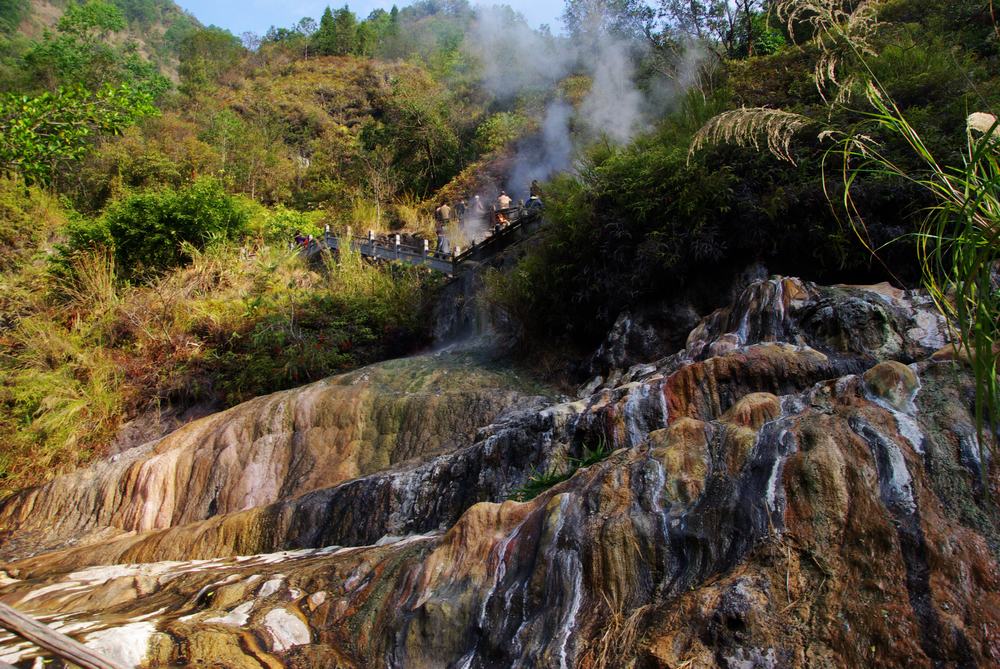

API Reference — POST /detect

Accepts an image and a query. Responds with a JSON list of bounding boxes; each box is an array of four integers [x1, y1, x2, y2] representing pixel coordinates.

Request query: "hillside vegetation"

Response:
[[487, 0, 1000, 357], [1, 0, 200, 79], [0, 0, 497, 494]]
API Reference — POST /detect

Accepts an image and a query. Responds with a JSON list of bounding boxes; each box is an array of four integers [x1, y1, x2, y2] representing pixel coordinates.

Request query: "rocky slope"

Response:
[[0, 355, 549, 560], [0, 277, 997, 668]]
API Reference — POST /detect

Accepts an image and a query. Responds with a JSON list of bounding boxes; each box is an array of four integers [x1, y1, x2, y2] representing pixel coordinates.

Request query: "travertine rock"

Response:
[[0, 278, 996, 668]]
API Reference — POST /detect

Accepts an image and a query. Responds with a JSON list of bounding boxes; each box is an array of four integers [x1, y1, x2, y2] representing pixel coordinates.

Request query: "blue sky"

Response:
[[175, 0, 566, 37]]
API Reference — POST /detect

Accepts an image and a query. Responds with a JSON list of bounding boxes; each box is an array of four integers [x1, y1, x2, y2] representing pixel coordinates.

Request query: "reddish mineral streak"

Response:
[[0, 278, 996, 668]]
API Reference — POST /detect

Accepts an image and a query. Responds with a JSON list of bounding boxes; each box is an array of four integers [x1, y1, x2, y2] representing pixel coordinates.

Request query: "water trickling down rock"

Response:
[[0, 277, 997, 668]]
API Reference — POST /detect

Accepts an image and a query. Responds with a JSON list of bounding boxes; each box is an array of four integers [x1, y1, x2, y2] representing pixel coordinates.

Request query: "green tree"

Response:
[[24, 0, 125, 88], [0, 84, 156, 184], [22, 0, 168, 97], [332, 6, 359, 54], [355, 20, 376, 56], [112, 0, 159, 25], [313, 5, 359, 55], [178, 26, 244, 96], [163, 14, 199, 51], [57, 0, 126, 37], [201, 108, 294, 203], [313, 7, 337, 54], [562, 0, 655, 40], [360, 76, 460, 196], [474, 112, 527, 154], [660, 0, 778, 57]]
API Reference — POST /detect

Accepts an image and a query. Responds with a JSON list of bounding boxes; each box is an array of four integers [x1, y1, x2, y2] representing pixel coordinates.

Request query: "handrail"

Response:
[[0, 602, 128, 669], [454, 208, 539, 263]]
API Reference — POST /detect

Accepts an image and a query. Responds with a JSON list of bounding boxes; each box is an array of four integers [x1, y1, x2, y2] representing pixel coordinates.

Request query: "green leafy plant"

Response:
[[0, 84, 156, 184], [62, 177, 249, 278], [508, 438, 613, 502], [832, 92, 1000, 438]]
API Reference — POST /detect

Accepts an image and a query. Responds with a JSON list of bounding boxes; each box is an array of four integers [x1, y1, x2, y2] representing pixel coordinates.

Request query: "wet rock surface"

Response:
[[0, 354, 548, 560], [0, 277, 997, 668]]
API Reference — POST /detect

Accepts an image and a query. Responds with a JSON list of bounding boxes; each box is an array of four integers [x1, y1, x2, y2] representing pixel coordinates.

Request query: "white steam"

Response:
[[464, 5, 672, 199], [578, 41, 646, 143], [507, 101, 574, 204], [470, 7, 576, 99]]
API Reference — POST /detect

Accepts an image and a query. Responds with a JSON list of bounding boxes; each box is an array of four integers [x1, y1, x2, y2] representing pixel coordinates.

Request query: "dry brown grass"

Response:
[[584, 597, 652, 669]]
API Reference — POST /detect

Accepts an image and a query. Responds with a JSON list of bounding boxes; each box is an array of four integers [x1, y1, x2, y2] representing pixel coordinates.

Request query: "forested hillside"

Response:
[[1, 0, 201, 78]]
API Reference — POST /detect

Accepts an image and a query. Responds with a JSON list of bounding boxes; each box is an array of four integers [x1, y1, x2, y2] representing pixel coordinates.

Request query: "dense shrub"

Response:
[[250, 205, 325, 244], [474, 112, 528, 154], [76, 113, 224, 212], [65, 178, 249, 278], [0, 0, 28, 34]]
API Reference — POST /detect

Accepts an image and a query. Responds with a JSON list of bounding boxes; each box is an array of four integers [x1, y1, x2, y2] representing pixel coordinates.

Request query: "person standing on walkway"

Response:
[[434, 201, 451, 252], [497, 190, 512, 210]]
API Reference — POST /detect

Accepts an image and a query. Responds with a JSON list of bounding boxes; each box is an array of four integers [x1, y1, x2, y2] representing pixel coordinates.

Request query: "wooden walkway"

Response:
[[303, 206, 544, 275]]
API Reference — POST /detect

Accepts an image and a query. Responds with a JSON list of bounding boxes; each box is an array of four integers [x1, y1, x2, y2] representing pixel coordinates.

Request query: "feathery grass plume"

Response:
[[689, 107, 813, 164], [968, 112, 1000, 143], [775, 0, 882, 101]]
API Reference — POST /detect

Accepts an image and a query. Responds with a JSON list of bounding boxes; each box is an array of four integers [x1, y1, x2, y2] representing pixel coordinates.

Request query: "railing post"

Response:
[[423, 239, 429, 264], [395, 234, 401, 260]]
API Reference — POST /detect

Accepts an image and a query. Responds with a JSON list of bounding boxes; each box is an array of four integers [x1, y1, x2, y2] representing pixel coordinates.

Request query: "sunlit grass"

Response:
[[0, 186, 441, 497]]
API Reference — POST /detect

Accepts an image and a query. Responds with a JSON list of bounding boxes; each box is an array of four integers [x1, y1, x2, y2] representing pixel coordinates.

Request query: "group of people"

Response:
[[433, 182, 545, 252]]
